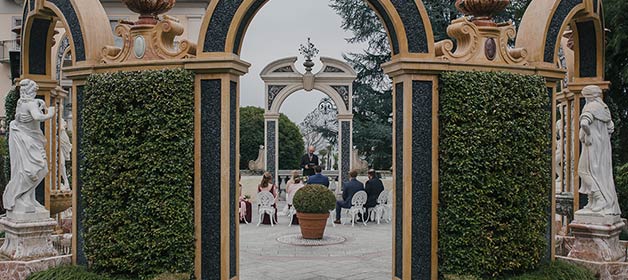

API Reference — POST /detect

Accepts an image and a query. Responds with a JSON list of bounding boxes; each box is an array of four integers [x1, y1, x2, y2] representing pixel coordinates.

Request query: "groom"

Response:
[[300, 146, 319, 176]]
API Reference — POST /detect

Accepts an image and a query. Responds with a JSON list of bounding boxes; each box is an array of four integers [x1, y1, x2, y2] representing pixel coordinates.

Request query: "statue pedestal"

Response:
[[0, 214, 58, 260], [567, 212, 626, 262]]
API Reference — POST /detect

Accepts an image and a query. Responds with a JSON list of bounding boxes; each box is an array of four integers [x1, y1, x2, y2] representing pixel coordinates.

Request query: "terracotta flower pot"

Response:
[[296, 212, 329, 239]]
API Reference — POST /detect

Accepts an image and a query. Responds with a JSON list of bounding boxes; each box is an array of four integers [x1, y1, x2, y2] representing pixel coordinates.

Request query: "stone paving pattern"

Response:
[[240, 200, 392, 280]]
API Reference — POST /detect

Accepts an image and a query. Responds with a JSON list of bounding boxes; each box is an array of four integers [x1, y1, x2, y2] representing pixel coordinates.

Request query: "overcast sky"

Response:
[[239, 0, 367, 124]]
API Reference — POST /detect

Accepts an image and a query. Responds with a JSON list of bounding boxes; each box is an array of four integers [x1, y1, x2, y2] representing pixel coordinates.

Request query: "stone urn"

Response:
[[455, 0, 510, 26], [121, 0, 176, 25], [49, 191, 72, 216]]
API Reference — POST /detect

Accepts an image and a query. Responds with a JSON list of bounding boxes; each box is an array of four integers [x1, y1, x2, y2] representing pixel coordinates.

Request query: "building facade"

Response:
[[0, 0, 208, 125]]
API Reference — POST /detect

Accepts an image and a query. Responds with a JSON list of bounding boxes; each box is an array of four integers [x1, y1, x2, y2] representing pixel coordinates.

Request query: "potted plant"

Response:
[[293, 184, 336, 239]]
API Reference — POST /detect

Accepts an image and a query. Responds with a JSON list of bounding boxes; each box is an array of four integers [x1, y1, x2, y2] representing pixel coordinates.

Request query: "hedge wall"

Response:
[[439, 71, 551, 278], [82, 69, 195, 279]]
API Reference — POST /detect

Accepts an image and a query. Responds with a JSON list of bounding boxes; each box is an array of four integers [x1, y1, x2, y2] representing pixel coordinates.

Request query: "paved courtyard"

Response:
[[240, 200, 392, 280]]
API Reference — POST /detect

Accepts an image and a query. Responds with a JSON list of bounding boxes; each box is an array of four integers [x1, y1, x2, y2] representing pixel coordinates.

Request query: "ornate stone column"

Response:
[[337, 114, 352, 186], [264, 113, 279, 183]]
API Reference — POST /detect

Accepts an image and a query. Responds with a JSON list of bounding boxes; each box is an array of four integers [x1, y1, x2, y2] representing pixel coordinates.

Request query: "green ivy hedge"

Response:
[[439, 71, 551, 278], [82, 69, 195, 279], [27, 266, 191, 280]]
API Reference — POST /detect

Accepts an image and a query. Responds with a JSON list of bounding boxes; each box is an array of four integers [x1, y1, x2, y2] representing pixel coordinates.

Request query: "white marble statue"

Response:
[[2, 79, 55, 215], [577, 85, 621, 216], [59, 118, 71, 191]]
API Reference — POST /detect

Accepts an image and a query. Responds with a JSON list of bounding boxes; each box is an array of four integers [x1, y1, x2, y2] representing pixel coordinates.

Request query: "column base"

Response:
[[567, 214, 626, 262], [0, 216, 58, 261]]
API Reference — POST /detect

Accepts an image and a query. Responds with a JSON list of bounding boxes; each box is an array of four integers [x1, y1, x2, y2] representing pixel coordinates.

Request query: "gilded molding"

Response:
[[435, 17, 528, 66]]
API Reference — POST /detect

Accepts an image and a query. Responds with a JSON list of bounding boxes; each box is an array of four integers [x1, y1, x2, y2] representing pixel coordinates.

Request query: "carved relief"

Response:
[[331, 85, 350, 110], [267, 85, 286, 110], [273, 66, 293, 73], [324, 66, 344, 73]]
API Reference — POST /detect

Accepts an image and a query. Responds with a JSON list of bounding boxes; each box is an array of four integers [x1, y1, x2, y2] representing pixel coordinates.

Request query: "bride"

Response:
[[2, 79, 55, 214]]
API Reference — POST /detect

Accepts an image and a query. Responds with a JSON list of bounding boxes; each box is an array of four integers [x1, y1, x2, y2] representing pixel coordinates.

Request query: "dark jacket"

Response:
[[300, 153, 319, 176], [364, 178, 385, 208], [307, 173, 329, 187], [340, 178, 364, 208]]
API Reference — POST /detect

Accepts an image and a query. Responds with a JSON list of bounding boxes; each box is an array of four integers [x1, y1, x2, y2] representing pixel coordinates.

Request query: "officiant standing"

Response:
[[300, 146, 319, 176]]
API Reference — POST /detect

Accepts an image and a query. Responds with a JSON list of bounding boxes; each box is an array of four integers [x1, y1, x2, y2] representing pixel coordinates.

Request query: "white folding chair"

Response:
[[368, 191, 388, 224], [343, 191, 368, 227], [256, 191, 277, 227]]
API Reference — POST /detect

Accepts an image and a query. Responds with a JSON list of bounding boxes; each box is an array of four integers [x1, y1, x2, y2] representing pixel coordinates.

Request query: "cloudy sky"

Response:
[[239, 0, 367, 124]]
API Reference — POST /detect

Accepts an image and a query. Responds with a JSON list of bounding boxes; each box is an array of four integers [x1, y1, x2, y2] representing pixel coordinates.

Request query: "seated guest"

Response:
[[257, 172, 278, 225], [239, 176, 252, 223], [281, 170, 301, 214], [285, 170, 300, 191], [306, 165, 329, 187], [333, 170, 364, 224], [286, 176, 305, 225], [364, 169, 384, 221]]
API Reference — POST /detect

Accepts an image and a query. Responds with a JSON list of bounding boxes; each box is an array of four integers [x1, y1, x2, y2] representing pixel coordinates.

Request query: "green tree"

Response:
[[604, 0, 628, 221], [604, 0, 628, 167], [329, 0, 392, 169], [329, 0, 530, 170], [239, 107, 265, 170], [239, 106, 304, 170], [278, 112, 305, 169]]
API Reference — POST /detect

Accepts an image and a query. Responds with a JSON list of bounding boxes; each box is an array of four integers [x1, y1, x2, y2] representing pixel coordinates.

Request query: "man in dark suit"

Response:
[[364, 169, 385, 221], [306, 166, 329, 187], [333, 170, 364, 224], [300, 146, 319, 176]]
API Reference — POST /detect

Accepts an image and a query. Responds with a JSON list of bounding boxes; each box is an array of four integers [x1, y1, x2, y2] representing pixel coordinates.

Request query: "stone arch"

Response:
[[516, 0, 605, 80], [197, 0, 435, 57], [260, 56, 356, 186]]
